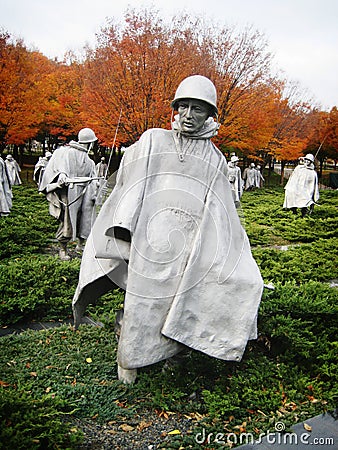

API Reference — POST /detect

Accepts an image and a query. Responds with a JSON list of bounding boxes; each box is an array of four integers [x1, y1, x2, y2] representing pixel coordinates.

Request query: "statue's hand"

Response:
[[57, 173, 68, 187]]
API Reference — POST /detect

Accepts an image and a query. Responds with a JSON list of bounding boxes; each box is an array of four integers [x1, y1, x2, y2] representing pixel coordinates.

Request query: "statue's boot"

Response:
[[75, 238, 85, 253], [118, 365, 137, 384], [59, 244, 70, 261]]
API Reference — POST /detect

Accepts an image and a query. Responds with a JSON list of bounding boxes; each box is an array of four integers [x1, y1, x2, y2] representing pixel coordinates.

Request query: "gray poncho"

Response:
[[39, 142, 97, 241], [0, 157, 12, 215], [283, 163, 319, 209], [73, 118, 263, 369]]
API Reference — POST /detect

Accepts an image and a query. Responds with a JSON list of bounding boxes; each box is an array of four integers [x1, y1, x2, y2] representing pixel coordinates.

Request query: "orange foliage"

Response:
[[0, 7, 336, 159], [80, 9, 209, 146], [41, 60, 84, 140], [0, 33, 53, 146]]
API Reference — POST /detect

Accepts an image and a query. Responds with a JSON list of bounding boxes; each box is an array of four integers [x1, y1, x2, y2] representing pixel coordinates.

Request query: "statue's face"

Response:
[[177, 99, 210, 134], [304, 159, 312, 166]]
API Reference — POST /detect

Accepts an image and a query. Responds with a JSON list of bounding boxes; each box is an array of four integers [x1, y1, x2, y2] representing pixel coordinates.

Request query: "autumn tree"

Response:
[[0, 31, 54, 156], [1, 7, 336, 168], [81, 8, 210, 147], [38, 56, 85, 149], [80, 7, 285, 158], [263, 80, 316, 183], [305, 107, 338, 175]]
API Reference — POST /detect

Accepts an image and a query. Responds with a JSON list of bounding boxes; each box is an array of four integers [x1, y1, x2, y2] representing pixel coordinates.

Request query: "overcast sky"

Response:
[[1, 0, 337, 111]]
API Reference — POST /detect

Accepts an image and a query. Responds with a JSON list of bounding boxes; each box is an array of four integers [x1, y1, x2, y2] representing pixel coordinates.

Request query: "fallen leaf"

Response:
[[184, 412, 205, 421], [303, 423, 312, 431], [45, 387, 52, 393], [86, 358, 92, 363], [155, 409, 169, 419], [138, 421, 152, 431], [119, 424, 134, 432], [30, 372, 37, 377], [0, 380, 10, 387], [168, 429, 181, 435]]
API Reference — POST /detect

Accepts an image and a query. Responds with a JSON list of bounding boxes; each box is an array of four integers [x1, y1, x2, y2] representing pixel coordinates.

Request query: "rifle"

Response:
[[65, 176, 104, 187], [314, 134, 328, 159]]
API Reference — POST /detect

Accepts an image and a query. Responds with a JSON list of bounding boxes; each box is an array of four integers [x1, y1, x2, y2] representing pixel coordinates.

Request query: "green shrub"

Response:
[[0, 257, 80, 326], [0, 185, 55, 259], [252, 237, 338, 284], [0, 388, 83, 450], [0, 182, 337, 448]]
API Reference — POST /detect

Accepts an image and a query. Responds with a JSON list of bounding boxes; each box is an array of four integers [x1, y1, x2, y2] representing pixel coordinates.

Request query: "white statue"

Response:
[[96, 157, 108, 178], [33, 151, 52, 189], [5, 155, 22, 185], [243, 163, 256, 190], [254, 164, 265, 188], [227, 155, 243, 206], [39, 128, 98, 260], [72, 76, 264, 384], [283, 153, 319, 217], [0, 156, 12, 216]]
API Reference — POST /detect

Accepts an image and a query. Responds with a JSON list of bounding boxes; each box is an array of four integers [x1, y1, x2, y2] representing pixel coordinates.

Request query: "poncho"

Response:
[[39, 142, 97, 241], [283, 163, 319, 209], [227, 163, 243, 203], [72, 119, 264, 370], [0, 157, 12, 215], [5, 157, 22, 185]]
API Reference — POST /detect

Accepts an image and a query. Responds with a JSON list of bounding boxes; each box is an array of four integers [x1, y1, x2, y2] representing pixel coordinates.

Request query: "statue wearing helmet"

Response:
[[171, 75, 218, 117], [227, 154, 243, 206], [78, 128, 97, 144], [73, 75, 263, 385], [39, 127, 98, 260], [283, 153, 319, 217], [5, 154, 22, 186], [243, 163, 256, 191], [254, 164, 265, 189]]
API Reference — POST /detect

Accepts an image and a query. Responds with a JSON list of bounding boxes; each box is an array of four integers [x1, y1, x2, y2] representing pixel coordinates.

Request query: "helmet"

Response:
[[231, 155, 239, 163], [171, 75, 218, 115], [304, 153, 314, 163], [78, 128, 97, 144]]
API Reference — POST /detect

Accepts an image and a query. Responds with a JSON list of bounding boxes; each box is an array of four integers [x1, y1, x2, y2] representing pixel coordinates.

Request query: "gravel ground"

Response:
[[72, 410, 196, 449]]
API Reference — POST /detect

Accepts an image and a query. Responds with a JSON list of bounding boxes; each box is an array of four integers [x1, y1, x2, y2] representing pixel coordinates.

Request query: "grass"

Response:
[[0, 176, 337, 449]]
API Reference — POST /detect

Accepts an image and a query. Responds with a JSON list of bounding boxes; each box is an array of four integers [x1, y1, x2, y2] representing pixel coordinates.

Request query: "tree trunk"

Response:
[[267, 155, 272, 186], [280, 160, 286, 185]]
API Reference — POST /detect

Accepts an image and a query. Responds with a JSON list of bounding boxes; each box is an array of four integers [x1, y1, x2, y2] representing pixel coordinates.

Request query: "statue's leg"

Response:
[[75, 237, 85, 253], [117, 365, 137, 384], [59, 241, 70, 260]]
